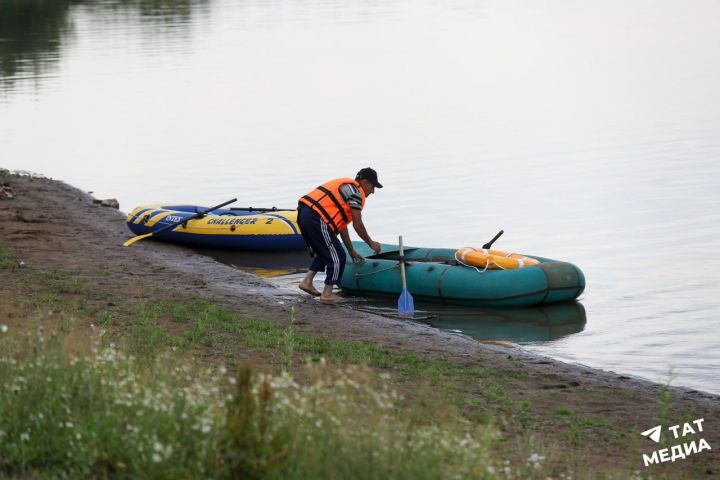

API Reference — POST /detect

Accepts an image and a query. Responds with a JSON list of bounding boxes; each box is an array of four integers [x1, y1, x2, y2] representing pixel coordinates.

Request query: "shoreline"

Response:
[[1, 172, 718, 474]]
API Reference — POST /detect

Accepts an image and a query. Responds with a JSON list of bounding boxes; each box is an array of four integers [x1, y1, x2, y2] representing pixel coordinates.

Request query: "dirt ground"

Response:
[[1, 173, 717, 476]]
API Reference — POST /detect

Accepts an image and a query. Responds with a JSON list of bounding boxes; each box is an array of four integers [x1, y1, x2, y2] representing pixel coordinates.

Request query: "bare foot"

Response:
[[298, 281, 321, 297], [319, 293, 344, 303]]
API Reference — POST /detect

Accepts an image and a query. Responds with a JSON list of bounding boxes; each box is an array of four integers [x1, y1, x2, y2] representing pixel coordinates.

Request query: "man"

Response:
[[297, 167, 383, 302]]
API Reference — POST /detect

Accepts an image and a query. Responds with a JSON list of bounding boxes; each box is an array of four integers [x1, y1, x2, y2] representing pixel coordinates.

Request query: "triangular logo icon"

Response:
[[641, 425, 662, 443]]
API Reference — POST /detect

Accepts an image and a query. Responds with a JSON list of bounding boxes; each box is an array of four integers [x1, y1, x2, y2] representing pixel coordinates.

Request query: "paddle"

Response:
[[123, 198, 237, 247], [482, 229, 504, 249], [397, 235, 415, 317], [229, 207, 294, 212]]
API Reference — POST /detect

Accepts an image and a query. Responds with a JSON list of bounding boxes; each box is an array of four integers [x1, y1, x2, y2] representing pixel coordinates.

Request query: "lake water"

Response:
[[2, 0, 719, 394]]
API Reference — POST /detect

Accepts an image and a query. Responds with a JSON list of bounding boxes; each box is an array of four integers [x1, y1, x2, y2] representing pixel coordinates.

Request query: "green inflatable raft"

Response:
[[340, 242, 585, 308]]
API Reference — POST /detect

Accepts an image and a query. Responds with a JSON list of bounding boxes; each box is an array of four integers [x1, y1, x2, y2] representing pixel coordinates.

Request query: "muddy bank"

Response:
[[1, 173, 717, 473]]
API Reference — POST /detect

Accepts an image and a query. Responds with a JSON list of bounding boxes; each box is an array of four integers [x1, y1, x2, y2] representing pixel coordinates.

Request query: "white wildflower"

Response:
[[20, 432, 30, 441], [0, 324, 8, 333], [527, 453, 545, 469], [503, 459, 512, 476], [152, 453, 162, 463]]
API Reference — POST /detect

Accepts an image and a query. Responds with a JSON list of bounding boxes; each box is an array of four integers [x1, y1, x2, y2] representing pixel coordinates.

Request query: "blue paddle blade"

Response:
[[398, 289, 414, 317]]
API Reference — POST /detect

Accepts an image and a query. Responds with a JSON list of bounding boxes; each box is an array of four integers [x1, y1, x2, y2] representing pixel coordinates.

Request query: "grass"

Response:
[[283, 306, 297, 371], [234, 316, 453, 377], [117, 298, 464, 388], [0, 324, 500, 480], [0, 325, 231, 478], [120, 299, 462, 375], [0, 246, 18, 270], [0, 256, 703, 479], [125, 303, 169, 363], [35, 267, 89, 294]]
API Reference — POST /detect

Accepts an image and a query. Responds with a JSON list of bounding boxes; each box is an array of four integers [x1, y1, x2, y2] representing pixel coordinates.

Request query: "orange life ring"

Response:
[[455, 247, 540, 270]]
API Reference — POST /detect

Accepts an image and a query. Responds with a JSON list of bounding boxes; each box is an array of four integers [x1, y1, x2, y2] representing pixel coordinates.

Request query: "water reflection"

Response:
[[192, 247, 311, 278], [425, 302, 587, 344], [98, 0, 208, 21], [348, 299, 586, 344], [0, 0, 210, 92], [0, 0, 76, 85]]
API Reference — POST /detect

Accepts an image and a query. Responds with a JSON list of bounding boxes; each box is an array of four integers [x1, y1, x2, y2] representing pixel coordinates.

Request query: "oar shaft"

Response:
[[124, 197, 237, 247], [399, 235, 407, 290], [150, 198, 238, 236], [229, 207, 294, 212]]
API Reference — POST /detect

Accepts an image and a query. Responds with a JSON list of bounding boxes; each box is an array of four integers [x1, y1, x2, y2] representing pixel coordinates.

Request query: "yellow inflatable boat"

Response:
[[125, 204, 306, 251]]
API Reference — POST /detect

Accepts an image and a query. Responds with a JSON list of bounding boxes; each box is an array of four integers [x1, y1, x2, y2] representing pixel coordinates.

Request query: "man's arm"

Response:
[[339, 227, 363, 261], [351, 209, 381, 254]]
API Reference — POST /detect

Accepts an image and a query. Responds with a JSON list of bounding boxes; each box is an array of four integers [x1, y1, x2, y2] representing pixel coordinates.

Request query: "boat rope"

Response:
[[454, 252, 490, 273], [454, 247, 509, 273], [353, 264, 400, 277]]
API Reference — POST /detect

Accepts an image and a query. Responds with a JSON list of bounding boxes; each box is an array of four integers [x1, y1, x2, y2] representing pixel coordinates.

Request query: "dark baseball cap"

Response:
[[356, 167, 383, 188]]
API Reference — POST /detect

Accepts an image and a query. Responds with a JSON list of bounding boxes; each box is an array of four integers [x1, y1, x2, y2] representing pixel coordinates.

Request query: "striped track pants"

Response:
[[297, 204, 347, 285]]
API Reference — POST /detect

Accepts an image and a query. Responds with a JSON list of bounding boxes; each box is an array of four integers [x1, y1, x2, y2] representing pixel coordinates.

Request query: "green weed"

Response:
[[282, 306, 297, 371], [53, 276, 88, 294], [553, 406, 574, 417], [125, 303, 169, 362], [0, 247, 15, 269], [96, 311, 115, 328]]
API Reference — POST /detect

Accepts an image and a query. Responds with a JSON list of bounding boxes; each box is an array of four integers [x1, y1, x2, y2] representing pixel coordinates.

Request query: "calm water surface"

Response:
[[2, 0, 719, 394]]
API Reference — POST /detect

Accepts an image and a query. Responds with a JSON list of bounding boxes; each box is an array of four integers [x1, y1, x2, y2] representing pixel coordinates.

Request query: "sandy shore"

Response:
[[1, 173, 717, 475]]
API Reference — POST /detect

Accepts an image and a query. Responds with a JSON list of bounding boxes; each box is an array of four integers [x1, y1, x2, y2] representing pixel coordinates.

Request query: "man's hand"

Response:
[[369, 240, 381, 255], [350, 249, 364, 263]]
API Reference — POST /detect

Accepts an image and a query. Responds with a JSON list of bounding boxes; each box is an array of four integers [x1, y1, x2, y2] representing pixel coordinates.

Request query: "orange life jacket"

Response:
[[299, 178, 365, 234]]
